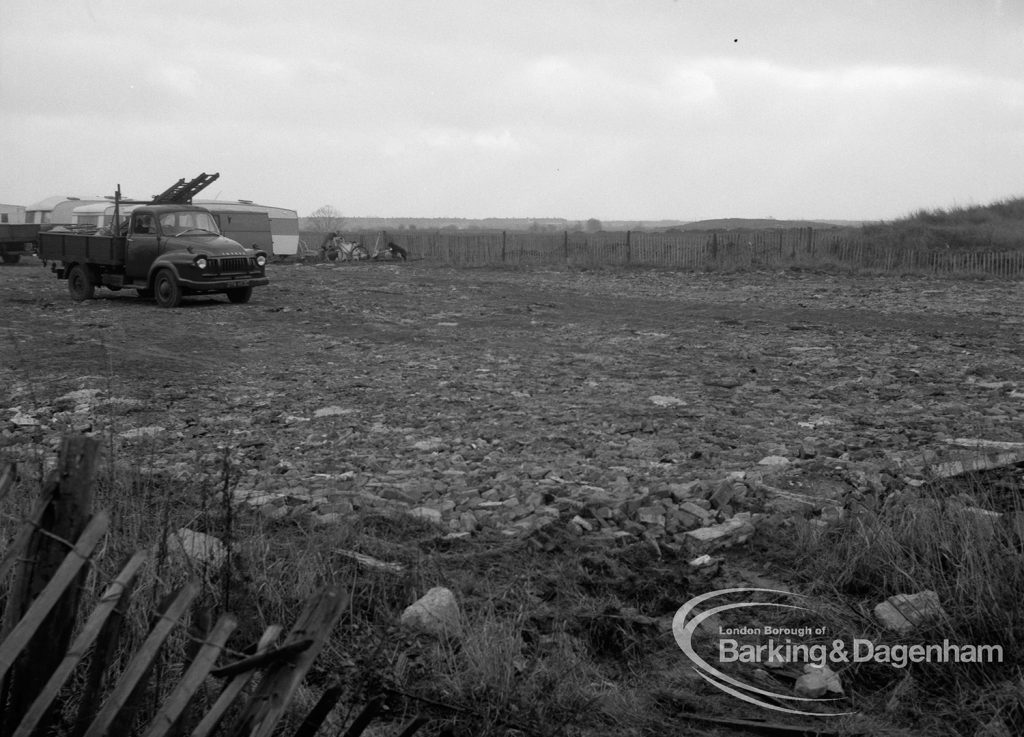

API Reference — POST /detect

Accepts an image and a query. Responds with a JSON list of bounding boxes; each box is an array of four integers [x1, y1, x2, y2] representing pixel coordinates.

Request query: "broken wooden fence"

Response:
[[0, 437, 428, 737]]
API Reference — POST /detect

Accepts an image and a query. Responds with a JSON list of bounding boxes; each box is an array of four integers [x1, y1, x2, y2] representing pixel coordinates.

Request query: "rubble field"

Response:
[[2, 259, 1023, 733], [3, 261, 1022, 536]]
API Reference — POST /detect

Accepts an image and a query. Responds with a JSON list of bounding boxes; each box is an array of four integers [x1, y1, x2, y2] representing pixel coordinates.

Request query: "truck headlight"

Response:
[[255, 254, 267, 267], [194, 256, 209, 270]]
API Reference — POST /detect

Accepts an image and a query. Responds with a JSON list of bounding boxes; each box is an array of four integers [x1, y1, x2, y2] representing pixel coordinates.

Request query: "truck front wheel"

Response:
[[153, 270, 182, 308], [67, 264, 95, 301], [226, 286, 253, 304]]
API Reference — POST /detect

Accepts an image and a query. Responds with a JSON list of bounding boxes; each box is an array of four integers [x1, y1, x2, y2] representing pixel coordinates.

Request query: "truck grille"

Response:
[[217, 257, 252, 274]]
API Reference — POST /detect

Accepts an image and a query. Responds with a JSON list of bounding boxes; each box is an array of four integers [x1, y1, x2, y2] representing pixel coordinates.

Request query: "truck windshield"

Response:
[[159, 211, 221, 235]]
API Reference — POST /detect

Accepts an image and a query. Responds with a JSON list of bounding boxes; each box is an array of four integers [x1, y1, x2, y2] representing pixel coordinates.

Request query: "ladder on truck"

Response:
[[150, 172, 220, 204]]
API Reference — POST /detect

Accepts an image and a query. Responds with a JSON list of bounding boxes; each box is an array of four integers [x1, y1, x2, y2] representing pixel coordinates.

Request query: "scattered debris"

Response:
[[411, 437, 445, 452], [400, 587, 462, 637], [166, 528, 228, 568], [336, 549, 405, 574], [649, 395, 685, 407], [928, 450, 1024, 479], [683, 514, 757, 554], [874, 590, 947, 634], [119, 425, 165, 440], [794, 664, 843, 697], [313, 405, 353, 418]]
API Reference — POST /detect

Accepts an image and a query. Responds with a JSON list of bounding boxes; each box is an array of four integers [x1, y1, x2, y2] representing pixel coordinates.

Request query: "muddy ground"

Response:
[[4, 260, 1022, 482], [2, 259, 1023, 734]]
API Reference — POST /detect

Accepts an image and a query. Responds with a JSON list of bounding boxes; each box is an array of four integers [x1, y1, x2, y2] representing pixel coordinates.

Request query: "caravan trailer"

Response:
[[194, 200, 299, 256], [71, 201, 145, 229], [26, 195, 117, 225], [72, 201, 275, 255]]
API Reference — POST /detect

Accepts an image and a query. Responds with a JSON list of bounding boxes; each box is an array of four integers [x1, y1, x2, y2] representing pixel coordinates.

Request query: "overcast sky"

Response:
[[1, 1, 1022, 222]]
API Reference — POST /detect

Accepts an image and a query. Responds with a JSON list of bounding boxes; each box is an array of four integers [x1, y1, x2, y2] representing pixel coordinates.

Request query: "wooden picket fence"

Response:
[[332, 227, 1024, 278], [0, 438, 429, 737]]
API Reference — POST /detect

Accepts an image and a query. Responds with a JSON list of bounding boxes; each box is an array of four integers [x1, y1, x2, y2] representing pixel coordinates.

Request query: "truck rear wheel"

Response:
[[226, 286, 253, 304], [153, 269, 182, 308], [2, 253, 21, 265], [67, 264, 95, 301]]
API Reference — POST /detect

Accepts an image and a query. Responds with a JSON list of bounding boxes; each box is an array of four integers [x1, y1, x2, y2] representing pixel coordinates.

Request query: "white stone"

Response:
[[794, 671, 828, 698], [400, 587, 461, 636], [119, 425, 165, 439], [9, 411, 39, 427], [313, 405, 353, 418], [649, 395, 685, 407], [569, 514, 594, 532], [757, 455, 790, 466], [683, 514, 755, 553], [167, 528, 228, 568], [874, 590, 946, 634], [412, 437, 445, 451], [58, 388, 103, 402], [408, 506, 444, 525], [794, 664, 842, 697]]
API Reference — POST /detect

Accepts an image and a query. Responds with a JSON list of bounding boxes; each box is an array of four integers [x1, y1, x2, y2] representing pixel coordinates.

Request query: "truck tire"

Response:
[[153, 269, 182, 308], [2, 253, 21, 265], [226, 286, 253, 304], [67, 264, 95, 301]]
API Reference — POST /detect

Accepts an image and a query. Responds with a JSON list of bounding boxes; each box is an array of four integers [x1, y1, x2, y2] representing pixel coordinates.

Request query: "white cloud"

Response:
[[1, 1, 1023, 219]]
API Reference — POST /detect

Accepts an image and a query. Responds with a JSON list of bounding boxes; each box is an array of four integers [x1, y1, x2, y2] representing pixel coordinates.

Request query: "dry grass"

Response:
[[783, 466, 1024, 736]]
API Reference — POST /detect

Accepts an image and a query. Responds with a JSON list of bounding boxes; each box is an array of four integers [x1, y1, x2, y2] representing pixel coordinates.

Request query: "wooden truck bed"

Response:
[[0, 224, 42, 244], [36, 231, 127, 266]]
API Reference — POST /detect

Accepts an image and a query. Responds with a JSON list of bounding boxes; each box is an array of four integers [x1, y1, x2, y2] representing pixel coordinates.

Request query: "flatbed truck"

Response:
[[0, 224, 41, 264], [36, 175, 269, 307]]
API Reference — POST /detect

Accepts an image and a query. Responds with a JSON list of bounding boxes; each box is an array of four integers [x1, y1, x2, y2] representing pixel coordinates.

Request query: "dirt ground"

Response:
[[2, 258, 1023, 734], [4, 259, 1022, 474]]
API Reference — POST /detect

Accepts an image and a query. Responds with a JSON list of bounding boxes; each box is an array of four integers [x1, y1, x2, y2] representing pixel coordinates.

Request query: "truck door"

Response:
[[125, 213, 159, 280]]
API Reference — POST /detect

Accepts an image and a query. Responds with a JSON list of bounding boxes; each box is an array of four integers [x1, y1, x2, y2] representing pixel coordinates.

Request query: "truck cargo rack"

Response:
[[150, 172, 220, 205]]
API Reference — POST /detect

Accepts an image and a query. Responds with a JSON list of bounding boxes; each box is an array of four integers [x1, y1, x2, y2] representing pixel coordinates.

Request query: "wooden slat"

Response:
[[74, 552, 144, 733], [228, 586, 350, 737], [11, 550, 147, 737], [393, 716, 431, 737], [0, 484, 54, 585], [189, 625, 283, 737], [339, 696, 382, 737], [0, 462, 15, 502], [82, 580, 200, 737], [0, 510, 110, 681], [210, 638, 314, 679], [141, 613, 238, 737], [291, 676, 344, 737]]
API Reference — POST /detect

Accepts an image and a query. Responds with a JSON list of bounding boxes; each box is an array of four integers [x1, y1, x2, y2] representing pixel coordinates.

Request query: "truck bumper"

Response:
[[178, 276, 270, 291]]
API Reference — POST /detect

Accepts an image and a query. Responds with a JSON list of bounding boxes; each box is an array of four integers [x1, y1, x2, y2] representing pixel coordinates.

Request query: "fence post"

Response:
[[625, 230, 631, 265], [0, 435, 99, 733]]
